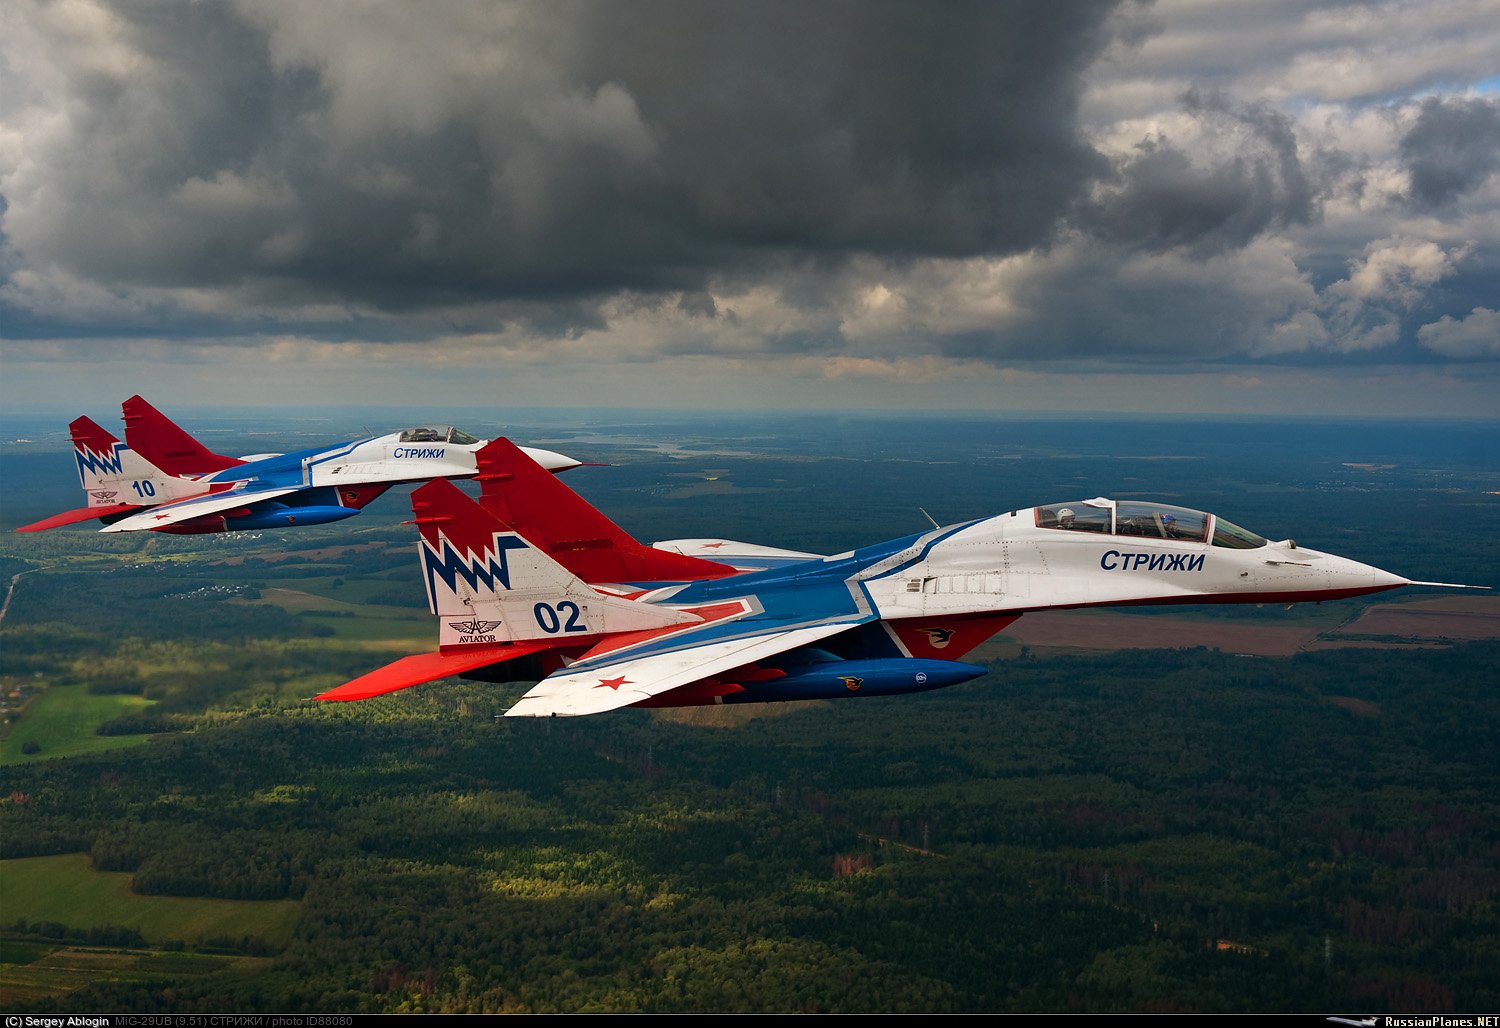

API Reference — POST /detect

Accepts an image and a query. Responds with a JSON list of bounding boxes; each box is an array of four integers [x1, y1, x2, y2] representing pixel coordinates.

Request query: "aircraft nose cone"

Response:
[[1311, 549, 1408, 594]]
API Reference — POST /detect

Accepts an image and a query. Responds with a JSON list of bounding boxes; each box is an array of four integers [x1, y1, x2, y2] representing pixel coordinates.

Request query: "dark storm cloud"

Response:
[[1400, 96, 1500, 208], [1076, 91, 1317, 254], [568, 1, 1116, 256], [2, 0, 1123, 323]]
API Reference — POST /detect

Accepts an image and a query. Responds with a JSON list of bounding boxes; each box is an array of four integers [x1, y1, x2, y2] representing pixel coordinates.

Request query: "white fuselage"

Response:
[[187, 433, 580, 490], [859, 504, 1408, 620]]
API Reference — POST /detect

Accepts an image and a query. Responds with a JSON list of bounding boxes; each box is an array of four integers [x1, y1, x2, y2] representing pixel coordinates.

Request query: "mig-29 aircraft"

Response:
[[16, 396, 582, 536], [317, 438, 1481, 717]]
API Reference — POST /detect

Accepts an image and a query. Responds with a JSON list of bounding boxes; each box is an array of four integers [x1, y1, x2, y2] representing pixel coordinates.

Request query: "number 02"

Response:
[[533, 600, 586, 633]]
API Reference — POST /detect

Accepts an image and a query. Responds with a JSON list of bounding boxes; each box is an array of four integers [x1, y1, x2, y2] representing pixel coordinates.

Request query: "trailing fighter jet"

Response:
[[317, 438, 1482, 716], [16, 396, 581, 535]]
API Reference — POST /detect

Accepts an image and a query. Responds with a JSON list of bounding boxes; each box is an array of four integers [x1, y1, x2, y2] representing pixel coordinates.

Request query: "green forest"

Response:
[[5, 641, 1496, 1012], [1, 414, 1497, 1012]]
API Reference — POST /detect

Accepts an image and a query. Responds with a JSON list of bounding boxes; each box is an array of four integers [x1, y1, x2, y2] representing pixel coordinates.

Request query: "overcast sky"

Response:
[[2, 0, 1498, 416]]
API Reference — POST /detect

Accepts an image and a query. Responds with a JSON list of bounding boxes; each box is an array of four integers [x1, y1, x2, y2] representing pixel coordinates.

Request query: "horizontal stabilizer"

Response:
[[16, 503, 140, 533], [316, 642, 554, 701], [653, 538, 822, 571]]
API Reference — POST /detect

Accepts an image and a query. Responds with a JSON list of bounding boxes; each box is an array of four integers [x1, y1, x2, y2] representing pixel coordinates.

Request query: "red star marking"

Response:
[[594, 676, 632, 691], [153, 513, 171, 521], [701, 542, 727, 549]]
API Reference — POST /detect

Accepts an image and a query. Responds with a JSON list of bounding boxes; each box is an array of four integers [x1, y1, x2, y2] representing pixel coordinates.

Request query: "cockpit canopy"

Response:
[[397, 426, 481, 445], [1035, 497, 1267, 549]]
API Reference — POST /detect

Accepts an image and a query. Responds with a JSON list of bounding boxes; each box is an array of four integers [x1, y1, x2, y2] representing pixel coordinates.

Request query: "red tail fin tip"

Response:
[[121, 395, 244, 475], [472, 438, 737, 584]]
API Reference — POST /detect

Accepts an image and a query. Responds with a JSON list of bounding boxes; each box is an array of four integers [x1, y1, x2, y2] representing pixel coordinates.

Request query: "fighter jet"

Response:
[[318, 439, 1481, 716], [16, 396, 581, 535]]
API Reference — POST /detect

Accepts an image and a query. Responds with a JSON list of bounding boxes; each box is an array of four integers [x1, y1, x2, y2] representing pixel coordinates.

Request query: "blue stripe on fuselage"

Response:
[[669, 520, 980, 608], [561, 521, 986, 675], [197, 439, 367, 485]]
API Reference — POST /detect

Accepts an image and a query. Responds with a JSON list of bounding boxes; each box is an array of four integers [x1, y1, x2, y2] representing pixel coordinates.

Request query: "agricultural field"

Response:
[[997, 595, 1500, 657], [0, 854, 301, 947], [0, 685, 157, 766], [1333, 595, 1500, 641], [1, 943, 268, 1005]]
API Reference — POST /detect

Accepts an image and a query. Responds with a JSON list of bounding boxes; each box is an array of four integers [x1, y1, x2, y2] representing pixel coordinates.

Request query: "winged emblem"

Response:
[[448, 619, 503, 635]]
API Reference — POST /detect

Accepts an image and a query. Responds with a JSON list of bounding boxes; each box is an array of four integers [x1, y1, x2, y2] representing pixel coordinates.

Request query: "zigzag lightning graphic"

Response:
[[75, 444, 124, 477], [421, 534, 530, 609]]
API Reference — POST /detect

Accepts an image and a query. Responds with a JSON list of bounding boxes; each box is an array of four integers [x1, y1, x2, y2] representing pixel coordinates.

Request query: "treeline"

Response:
[[3, 627, 378, 711], [5, 919, 148, 949]]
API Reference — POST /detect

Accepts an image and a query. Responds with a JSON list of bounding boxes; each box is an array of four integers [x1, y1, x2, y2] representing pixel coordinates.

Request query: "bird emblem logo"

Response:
[[922, 627, 955, 649], [448, 619, 502, 635]]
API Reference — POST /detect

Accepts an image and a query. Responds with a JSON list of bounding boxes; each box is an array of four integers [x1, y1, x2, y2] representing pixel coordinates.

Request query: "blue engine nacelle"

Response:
[[229, 505, 361, 531], [729, 657, 986, 703]]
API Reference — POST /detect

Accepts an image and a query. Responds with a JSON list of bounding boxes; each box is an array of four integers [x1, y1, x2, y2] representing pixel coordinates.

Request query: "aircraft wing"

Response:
[[98, 485, 305, 533], [505, 618, 867, 717], [316, 641, 558, 701]]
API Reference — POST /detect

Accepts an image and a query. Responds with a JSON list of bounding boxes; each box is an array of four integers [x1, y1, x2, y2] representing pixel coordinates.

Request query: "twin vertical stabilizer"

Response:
[[411, 479, 700, 650]]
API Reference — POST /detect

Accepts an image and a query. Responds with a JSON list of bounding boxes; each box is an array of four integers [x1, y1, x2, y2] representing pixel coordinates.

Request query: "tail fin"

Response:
[[13, 418, 140, 531], [412, 478, 700, 650], [16, 416, 196, 532], [473, 438, 738, 584], [122, 395, 244, 476], [71, 417, 129, 504], [72, 415, 199, 506]]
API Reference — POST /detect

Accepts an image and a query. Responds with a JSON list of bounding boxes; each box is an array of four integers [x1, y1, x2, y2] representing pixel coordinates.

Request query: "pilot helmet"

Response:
[[1057, 507, 1076, 525]]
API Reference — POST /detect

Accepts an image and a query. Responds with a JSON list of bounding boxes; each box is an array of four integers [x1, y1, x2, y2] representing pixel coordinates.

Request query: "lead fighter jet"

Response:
[[318, 439, 1482, 716], [17, 396, 581, 535]]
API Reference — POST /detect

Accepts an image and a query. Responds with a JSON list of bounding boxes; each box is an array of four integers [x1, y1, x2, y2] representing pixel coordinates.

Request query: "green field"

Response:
[[0, 854, 302, 946], [0, 944, 268, 1004], [235, 586, 429, 643], [0, 685, 157, 765]]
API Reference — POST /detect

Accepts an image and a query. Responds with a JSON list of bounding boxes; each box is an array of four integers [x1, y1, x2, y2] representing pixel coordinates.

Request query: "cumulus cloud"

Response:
[[1400, 96, 1500, 207], [2, 0, 1499, 394], [1077, 90, 1316, 254], [1328, 236, 1468, 307], [1084, 0, 1500, 111], [1417, 306, 1500, 356]]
